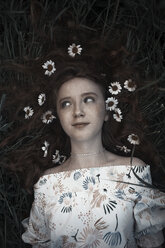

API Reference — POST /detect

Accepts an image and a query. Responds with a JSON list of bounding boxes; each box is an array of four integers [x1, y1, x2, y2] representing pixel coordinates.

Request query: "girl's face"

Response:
[[56, 77, 108, 143]]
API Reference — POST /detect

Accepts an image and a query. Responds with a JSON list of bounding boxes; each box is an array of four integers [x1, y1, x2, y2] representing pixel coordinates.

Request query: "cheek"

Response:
[[57, 110, 71, 133], [89, 107, 106, 128], [95, 103, 106, 119], [58, 112, 67, 126]]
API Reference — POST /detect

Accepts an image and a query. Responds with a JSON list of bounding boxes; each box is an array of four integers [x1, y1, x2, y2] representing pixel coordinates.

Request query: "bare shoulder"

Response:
[[106, 151, 146, 166], [118, 156, 146, 166], [129, 156, 146, 166]]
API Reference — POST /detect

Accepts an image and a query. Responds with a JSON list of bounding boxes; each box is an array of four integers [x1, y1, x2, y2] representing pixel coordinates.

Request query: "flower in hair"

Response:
[[105, 97, 118, 111], [23, 106, 34, 119], [116, 145, 131, 153], [42, 60, 56, 76], [42, 141, 49, 157], [38, 93, 46, 106], [41, 110, 56, 124], [52, 150, 66, 164], [113, 108, 123, 122], [124, 79, 136, 92], [127, 134, 140, 145], [68, 43, 82, 57], [108, 82, 122, 95]]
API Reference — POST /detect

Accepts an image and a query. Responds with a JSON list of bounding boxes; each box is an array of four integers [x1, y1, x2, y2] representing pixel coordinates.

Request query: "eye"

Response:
[[84, 96, 95, 103], [60, 101, 71, 109]]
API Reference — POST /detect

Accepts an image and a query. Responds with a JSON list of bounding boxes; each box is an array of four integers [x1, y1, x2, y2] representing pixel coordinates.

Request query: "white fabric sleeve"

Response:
[[22, 191, 50, 247], [137, 231, 164, 248], [134, 185, 165, 248]]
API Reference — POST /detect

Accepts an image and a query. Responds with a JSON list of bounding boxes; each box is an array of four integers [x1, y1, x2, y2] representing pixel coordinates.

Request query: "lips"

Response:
[[72, 122, 89, 128]]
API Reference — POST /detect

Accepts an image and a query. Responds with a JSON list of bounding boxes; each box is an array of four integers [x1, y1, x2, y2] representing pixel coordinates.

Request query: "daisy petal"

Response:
[[38, 93, 46, 106], [23, 106, 34, 119], [42, 60, 56, 76], [105, 97, 118, 111], [108, 82, 122, 95], [127, 134, 140, 145], [41, 141, 50, 157], [41, 110, 56, 124], [68, 43, 82, 57], [116, 145, 131, 153], [124, 79, 136, 92], [113, 108, 123, 122], [52, 150, 66, 164]]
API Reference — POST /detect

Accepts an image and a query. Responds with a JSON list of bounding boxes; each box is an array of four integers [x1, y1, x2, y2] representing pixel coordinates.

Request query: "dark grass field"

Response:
[[0, 0, 165, 247]]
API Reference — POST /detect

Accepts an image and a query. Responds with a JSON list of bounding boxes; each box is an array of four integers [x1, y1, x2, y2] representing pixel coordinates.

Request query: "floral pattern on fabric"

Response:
[[22, 165, 165, 248]]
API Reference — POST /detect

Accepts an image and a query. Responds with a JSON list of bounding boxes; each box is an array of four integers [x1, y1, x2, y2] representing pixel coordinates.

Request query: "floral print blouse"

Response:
[[22, 165, 165, 248]]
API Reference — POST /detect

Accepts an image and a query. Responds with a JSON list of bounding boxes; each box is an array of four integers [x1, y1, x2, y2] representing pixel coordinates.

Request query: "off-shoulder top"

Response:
[[22, 165, 165, 248]]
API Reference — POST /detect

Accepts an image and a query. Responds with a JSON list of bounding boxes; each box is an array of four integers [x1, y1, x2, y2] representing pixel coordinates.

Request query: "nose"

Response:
[[73, 101, 85, 118]]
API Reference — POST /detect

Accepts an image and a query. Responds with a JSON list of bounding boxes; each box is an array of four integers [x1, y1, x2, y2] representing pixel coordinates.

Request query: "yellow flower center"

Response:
[[72, 46, 78, 54], [48, 64, 53, 71], [112, 85, 118, 91], [108, 101, 114, 107], [128, 80, 135, 88], [46, 114, 51, 120], [132, 135, 138, 141]]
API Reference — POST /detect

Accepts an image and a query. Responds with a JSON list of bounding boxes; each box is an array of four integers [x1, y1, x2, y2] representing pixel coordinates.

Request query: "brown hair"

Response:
[[0, 30, 161, 192]]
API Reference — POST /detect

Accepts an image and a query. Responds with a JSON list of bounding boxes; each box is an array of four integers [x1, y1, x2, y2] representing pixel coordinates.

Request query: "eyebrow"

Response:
[[58, 92, 98, 103]]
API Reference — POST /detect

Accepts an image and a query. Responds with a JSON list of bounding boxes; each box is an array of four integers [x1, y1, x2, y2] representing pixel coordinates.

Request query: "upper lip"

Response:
[[72, 122, 89, 126]]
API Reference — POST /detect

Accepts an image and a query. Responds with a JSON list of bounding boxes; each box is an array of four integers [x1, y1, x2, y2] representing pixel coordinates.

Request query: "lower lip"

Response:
[[73, 123, 89, 128]]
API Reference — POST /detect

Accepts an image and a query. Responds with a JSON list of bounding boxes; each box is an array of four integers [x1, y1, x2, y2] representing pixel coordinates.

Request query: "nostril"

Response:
[[74, 112, 85, 118]]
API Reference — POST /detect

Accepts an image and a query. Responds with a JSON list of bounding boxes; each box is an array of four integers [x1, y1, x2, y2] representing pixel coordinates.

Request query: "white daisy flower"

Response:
[[42, 60, 56, 76], [38, 93, 46, 106], [52, 150, 60, 164], [68, 43, 82, 57], [41, 110, 56, 124], [113, 108, 123, 122], [105, 97, 118, 111], [108, 82, 122, 95], [124, 79, 136, 92], [41, 141, 50, 157], [116, 145, 131, 153], [127, 134, 140, 145], [52, 150, 66, 164], [23, 106, 34, 119]]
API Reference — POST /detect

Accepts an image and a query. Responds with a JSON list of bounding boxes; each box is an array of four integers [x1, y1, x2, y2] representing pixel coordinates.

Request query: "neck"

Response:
[[71, 148, 105, 157], [69, 142, 107, 170], [70, 135, 104, 154]]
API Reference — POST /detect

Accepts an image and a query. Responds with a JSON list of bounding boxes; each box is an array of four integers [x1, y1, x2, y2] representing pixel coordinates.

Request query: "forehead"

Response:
[[57, 77, 103, 98]]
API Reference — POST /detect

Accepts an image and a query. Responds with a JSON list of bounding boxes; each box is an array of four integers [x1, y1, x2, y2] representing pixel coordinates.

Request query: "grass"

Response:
[[0, 0, 165, 246]]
